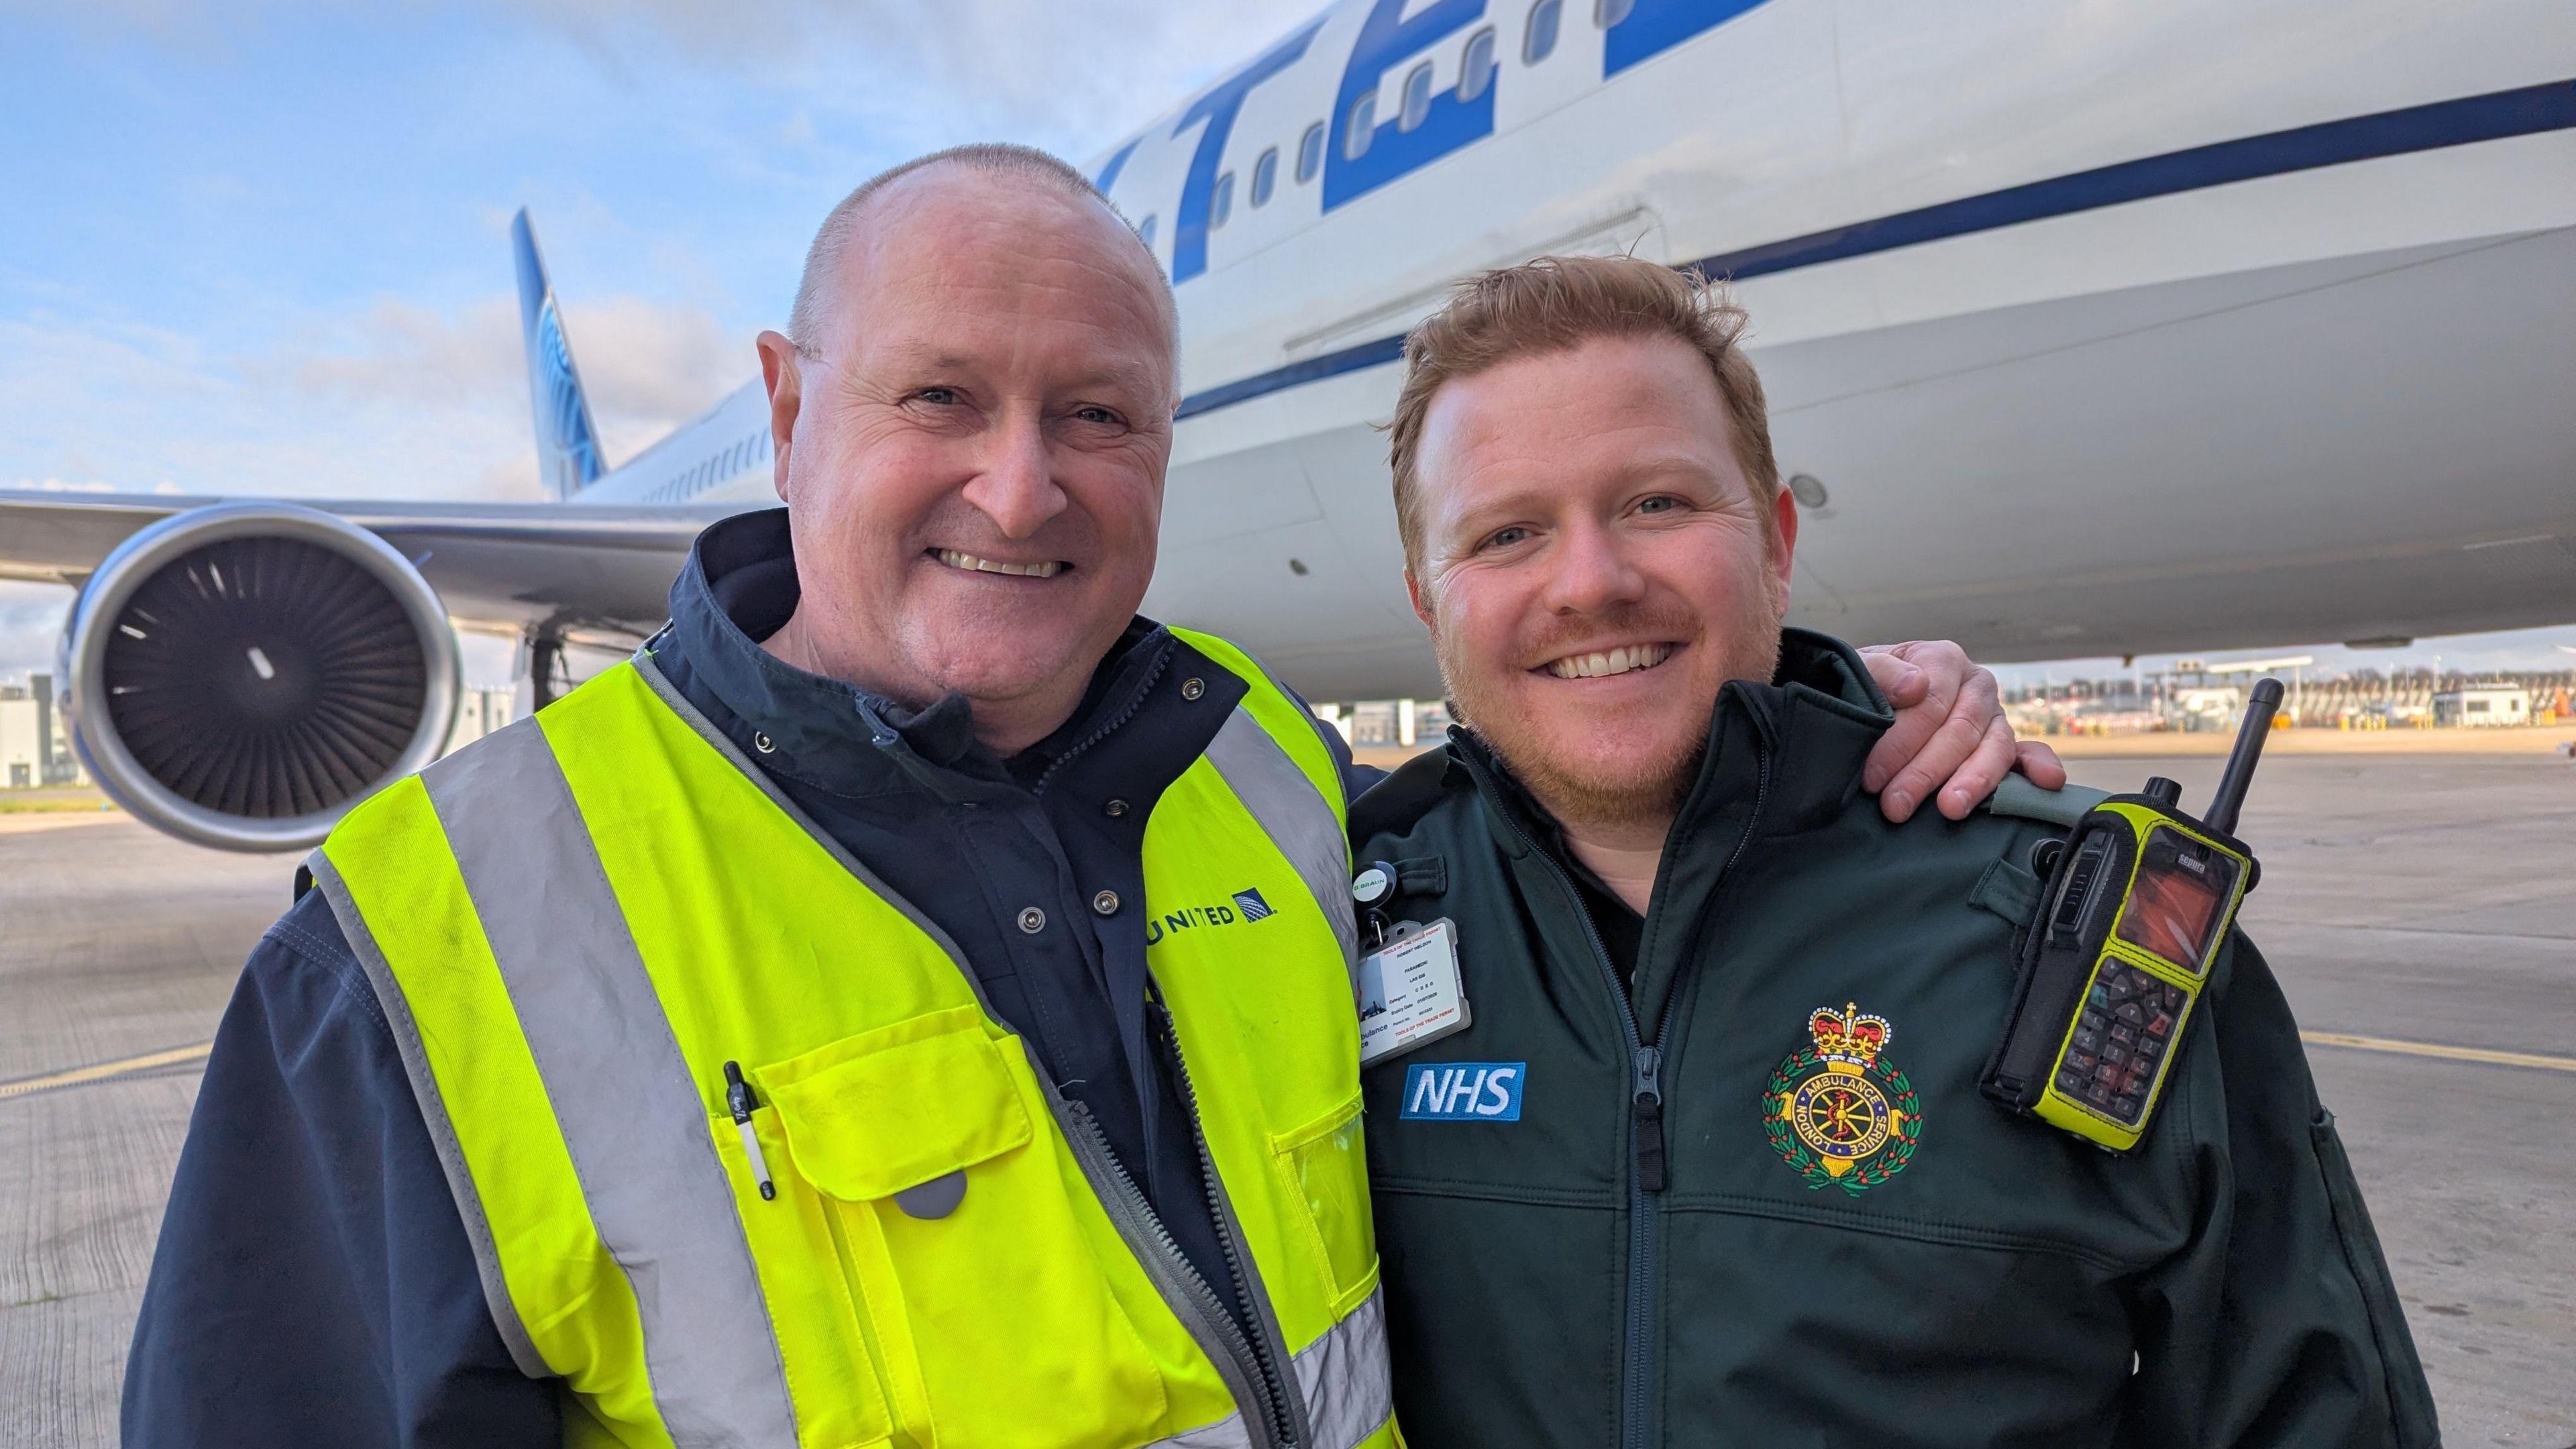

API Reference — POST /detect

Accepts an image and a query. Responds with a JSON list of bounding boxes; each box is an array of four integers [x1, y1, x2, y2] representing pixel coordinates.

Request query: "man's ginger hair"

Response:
[[1386, 254, 1780, 572]]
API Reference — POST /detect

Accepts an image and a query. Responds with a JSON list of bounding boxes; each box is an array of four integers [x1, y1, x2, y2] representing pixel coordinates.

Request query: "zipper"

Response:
[[1456, 735, 1770, 1449], [1030, 639, 1172, 798], [1151, 994, 1311, 1448], [1056, 1093, 1293, 1449], [1632, 1044, 1667, 1193]]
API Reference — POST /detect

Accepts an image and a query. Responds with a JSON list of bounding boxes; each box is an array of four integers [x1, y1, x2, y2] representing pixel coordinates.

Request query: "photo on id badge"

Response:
[[1357, 918, 1472, 1067]]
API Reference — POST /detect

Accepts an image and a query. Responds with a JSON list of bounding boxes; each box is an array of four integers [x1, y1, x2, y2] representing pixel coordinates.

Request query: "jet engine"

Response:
[[60, 503, 459, 853]]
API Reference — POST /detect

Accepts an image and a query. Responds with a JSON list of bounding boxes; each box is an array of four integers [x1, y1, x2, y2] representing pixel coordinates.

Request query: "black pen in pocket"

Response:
[[723, 1061, 775, 1200]]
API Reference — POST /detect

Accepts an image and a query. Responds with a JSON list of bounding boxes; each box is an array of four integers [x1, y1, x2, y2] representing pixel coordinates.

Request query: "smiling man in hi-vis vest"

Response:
[[125, 146, 2048, 1448]]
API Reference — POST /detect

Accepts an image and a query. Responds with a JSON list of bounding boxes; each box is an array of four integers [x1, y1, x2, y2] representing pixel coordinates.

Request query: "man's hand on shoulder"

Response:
[[1859, 641, 2068, 824]]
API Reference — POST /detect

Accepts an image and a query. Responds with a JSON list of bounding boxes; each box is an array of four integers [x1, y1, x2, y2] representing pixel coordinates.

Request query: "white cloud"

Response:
[[3, 477, 178, 494], [557, 295, 751, 450], [0, 582, 70, 682], [19, 0, 1333, 163], [0, 0, 1332, 682], [278, 289, 747, 471], [284, 294, 525, 413], [0, 285, 743, 503]]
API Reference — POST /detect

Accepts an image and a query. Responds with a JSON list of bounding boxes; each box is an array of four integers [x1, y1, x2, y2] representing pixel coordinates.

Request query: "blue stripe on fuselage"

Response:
[[1172, 78, 2576, 423]]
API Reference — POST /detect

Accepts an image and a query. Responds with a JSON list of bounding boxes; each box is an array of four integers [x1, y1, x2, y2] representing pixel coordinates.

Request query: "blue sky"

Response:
[[1, 0, 2568, 690], [0, 0, 1320, 678]]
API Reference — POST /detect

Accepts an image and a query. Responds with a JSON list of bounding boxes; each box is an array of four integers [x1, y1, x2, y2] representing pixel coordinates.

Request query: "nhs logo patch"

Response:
[[1401, 1061, 1525, 1122]]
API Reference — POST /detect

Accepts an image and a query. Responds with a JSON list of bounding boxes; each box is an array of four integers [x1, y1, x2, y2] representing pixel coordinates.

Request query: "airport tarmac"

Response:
[[1, 751, 2570, 1446]]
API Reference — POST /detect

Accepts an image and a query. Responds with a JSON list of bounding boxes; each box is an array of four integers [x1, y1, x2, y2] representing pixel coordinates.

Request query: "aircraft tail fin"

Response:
[[512, 209, 606, 499]]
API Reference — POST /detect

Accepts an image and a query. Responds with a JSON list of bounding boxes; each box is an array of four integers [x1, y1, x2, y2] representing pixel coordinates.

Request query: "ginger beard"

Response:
[[1404, 333, 1797, 839], [1430, 563, 1785, 834]]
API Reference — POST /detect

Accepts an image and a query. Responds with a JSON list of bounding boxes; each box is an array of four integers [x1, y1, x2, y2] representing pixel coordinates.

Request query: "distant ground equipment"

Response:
[[2432, 685, 2532, 728]]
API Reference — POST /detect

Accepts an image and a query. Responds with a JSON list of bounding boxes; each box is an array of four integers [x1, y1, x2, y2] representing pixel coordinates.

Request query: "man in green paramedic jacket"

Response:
[[1349, 256, 2439, 1447]]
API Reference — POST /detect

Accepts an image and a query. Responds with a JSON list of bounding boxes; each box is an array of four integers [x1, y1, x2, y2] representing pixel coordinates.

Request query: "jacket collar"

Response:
[[1450, 628, 1896, 1030], [662, 508, 1173, 803]]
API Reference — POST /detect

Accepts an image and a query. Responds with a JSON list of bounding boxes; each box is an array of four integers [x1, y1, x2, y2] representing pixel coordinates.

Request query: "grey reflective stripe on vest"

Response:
[[1157, 1287, 1394, 1449], [419, 718, 800, 1449], [307, 849, 549, 1381], [1203, 706, 1358, 977]]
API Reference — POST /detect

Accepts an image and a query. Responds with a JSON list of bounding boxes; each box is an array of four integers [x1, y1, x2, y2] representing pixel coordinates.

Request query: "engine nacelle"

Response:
[[60, 503, 460, 853]]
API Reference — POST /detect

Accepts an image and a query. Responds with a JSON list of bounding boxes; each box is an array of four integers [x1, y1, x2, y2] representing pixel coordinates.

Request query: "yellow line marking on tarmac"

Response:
[[2304, 1031, 2576, 1074], [0, 1042, 213, 1099]]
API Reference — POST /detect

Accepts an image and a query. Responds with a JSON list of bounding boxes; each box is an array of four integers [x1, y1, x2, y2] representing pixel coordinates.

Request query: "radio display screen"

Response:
[[2114, 826, 2237, 971]]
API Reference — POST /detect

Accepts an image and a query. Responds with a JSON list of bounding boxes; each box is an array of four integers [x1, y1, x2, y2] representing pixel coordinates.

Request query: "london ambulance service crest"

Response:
[[1764, 1002, 1922, 1197]]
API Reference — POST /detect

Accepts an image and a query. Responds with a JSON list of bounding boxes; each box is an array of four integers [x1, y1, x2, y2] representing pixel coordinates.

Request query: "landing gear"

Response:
[[515, 630, 572, 712], [531, 634, 570, 708]]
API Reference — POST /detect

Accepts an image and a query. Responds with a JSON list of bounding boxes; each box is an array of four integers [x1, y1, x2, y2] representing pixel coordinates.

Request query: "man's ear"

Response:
[[1767, 479, 1800, 612], [1405, 565, 1437, 633], [757, 330, 802, 502]]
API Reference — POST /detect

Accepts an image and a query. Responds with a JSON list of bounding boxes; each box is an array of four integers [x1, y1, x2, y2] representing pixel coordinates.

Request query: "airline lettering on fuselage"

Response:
[[1171, 18, 1327, 282], [1324, 0, 1494, 211], [1093, 136, 1144, 194], [1139, 0, 1784, 262]]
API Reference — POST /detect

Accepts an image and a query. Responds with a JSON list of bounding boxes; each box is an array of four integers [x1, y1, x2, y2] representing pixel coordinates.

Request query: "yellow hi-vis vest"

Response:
[[307, 634, 1397, 1449]]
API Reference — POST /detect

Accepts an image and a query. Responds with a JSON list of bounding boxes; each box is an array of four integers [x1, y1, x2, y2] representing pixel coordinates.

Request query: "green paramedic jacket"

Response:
[[1352, 629, 2436, 1449]]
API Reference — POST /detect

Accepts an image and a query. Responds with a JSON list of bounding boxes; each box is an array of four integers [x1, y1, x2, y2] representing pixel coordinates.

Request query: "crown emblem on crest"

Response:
[[1766, 1000, 1921, 1197], [1808, 1002, 1892, 1073]]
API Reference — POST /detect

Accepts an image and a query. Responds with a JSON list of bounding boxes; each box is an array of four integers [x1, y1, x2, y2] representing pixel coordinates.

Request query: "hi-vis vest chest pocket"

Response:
[[309, 628, 1395, 1449]]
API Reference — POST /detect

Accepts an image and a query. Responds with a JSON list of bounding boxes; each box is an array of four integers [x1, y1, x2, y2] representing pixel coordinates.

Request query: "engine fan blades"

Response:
[[100, 536, 429, 820]]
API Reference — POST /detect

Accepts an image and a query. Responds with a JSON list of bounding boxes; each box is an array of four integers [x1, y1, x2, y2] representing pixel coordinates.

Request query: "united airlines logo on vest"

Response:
[[1401, 1061, 1525, 1121], [1144, 888, 1275, 944]]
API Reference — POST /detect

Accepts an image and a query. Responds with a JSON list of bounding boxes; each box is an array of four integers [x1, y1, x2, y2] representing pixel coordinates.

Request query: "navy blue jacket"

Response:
[[123, 511, 1362, 1447]]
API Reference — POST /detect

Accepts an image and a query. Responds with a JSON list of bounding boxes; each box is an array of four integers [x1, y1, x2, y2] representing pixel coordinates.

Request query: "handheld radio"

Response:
[[1982, 679, 2284, 1152]]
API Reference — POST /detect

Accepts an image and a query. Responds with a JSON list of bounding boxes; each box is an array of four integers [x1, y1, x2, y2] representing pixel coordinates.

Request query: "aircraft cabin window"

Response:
[[1212, 170, 1236, 230], [1460, 28, 1497, 101], [1250, 146, 1278, 208], [1525, 0, 1562, 62], [1344, 90, 1376, 160], [1297, 121, 1325, 183], [1399, 62, 1434, 133], [1138, 213, 1158, 250], [1595, 0, 1635, 25]]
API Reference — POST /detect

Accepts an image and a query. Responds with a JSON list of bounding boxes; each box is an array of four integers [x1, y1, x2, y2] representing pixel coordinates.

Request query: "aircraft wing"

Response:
[[0, 489, 741, 643]]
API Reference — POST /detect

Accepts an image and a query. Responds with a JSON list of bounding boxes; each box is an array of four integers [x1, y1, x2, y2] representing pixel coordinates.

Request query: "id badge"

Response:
[[1358, 918, 1471, 1067]]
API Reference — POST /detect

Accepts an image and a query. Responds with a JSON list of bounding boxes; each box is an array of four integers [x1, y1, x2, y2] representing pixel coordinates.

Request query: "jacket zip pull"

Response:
[[723, 1061, 775, 1201], [1632, 1046, 1668, 1194]]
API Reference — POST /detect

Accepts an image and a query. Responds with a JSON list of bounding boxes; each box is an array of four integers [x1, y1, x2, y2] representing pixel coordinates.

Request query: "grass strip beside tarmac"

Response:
[[0, 788, 118, 814]]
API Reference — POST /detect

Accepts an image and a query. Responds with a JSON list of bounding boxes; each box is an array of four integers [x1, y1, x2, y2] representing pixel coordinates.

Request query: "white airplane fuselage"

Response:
[[582, 0, 2576, 700]]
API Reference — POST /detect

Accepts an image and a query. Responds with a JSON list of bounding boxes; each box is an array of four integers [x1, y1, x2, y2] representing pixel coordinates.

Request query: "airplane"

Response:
[[1, 0, 2569, 851]]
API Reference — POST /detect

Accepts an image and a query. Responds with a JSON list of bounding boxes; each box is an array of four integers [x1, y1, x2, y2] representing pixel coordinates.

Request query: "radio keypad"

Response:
[[2053, 957, 2186, 1126]]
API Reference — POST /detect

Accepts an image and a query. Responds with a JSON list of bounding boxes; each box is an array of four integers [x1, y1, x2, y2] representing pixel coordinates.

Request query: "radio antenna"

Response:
[[2205, 678, 2284, 836]]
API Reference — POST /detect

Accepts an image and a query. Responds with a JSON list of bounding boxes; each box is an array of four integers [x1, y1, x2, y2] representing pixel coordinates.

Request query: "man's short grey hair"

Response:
[[786, 142, 1173, 356]]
